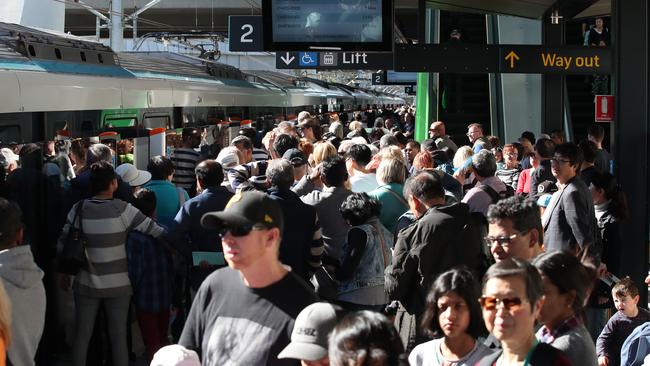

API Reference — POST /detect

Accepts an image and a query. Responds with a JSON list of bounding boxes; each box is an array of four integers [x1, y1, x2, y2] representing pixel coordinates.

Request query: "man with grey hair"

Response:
[[267, 159, 324, 281], [462, 150, 511, 215], [66, 143, 133, 211], [379, 134, 399, 149]]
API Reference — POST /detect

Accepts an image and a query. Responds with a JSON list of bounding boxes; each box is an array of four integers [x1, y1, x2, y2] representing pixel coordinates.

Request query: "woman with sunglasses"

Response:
[[477, 258, 571, 366], [533, 251, 597, 366], [409, 267, 493, 366]]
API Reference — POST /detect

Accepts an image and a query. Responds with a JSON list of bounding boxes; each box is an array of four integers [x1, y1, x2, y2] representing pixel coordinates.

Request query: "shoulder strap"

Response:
[[75, 200, 84, 231], [478, 184, 501, 204], [379, 186, 408, 207]]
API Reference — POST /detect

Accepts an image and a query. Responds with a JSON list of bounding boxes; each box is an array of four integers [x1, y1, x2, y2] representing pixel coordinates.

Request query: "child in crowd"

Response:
[[126, 189, 174, 362], [597, 278, 650, 366]]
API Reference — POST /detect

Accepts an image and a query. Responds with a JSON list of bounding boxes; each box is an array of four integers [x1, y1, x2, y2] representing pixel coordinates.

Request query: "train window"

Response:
[[28, 45, 36, 57], [105, 117, 136, 127], [143, 115, 171, 129], [0, 125, 21, 144], [54, 48, 62, 59], [98, 54, 104, 63], [80, 51, 86, 62]]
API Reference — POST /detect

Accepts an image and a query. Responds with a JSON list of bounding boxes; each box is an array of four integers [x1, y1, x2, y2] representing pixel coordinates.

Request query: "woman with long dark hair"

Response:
[[409, 267, 493, 366], [589, 171, 628, 277], [586, 171, 629, 340], [533, 251, 598, 366]]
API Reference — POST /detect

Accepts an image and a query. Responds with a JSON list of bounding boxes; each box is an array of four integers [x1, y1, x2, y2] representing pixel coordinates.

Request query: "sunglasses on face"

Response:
[[217, 224, 266, 238], [478, 296, 525, 311]]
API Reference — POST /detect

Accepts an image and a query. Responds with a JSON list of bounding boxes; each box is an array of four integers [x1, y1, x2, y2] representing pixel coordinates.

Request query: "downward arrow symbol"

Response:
[[281, 52, 295, 65]]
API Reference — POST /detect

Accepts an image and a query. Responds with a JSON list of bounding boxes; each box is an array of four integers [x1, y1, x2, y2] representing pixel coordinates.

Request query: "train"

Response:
[[0, 22, 405, 148]]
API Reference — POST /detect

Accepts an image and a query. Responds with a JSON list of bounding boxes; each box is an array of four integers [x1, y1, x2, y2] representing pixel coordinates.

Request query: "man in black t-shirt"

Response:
[[179, 191, 319, 365]]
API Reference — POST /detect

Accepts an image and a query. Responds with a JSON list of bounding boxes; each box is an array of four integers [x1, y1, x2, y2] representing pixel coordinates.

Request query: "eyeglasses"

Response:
[[550, 157, 572, 165], [478, 296, 525, 311], [484, 232, 524, 248], [217, 224, 266, 238]]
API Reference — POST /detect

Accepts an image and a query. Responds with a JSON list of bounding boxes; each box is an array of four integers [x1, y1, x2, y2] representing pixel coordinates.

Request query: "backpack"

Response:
[[478, 183, 515, 204]]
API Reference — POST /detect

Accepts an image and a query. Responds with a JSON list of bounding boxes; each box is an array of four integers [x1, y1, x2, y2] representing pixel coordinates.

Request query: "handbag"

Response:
[[58, 200, 89, 275], [310, 266, 339, 301]]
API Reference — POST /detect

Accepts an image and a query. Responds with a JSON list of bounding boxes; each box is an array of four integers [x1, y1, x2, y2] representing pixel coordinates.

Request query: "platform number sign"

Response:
[[405, 86, 416, 95], [371, 72, 385, 85], [229, 16, 264, 52]]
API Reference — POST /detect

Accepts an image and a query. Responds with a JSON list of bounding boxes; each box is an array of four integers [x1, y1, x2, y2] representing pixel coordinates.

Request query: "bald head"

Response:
[[429, 121, 446, 139]]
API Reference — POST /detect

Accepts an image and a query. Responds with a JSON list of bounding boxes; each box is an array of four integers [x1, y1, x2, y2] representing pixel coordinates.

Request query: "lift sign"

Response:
[[500, 46, 611, 74]]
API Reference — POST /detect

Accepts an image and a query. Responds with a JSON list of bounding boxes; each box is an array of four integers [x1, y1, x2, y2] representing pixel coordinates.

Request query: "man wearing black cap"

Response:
[[179, 191, 318, 365]]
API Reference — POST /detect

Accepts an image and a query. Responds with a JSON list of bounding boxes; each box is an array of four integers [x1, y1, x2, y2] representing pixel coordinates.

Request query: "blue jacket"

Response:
[[168, 186, 233, 290], [338, 219, 393, 294]]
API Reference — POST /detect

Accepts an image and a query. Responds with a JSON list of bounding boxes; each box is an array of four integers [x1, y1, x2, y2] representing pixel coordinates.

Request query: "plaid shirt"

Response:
[[126, 230, 173, 312], [537, 314, 583, 344]]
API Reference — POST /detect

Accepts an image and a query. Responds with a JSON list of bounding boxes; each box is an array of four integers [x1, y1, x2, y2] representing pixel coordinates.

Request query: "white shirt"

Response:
[[350, 172, 379, 193]]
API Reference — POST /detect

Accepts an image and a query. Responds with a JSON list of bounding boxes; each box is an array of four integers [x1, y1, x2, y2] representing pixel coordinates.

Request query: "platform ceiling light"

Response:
[[550, 10, 563, 25]]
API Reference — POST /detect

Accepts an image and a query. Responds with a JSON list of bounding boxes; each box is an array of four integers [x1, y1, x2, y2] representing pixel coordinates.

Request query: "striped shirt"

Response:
[[58, 199, 165, 298], [495, 165, 522, 190], [253, 147, 271, 162], [171, 148, 201, 190]]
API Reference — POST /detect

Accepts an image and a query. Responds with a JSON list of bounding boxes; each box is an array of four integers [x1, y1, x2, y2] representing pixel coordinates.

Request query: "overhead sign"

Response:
[[394, 44, 612, 74], [229, 16, 264, 52], [404, 86, 416, 95], [595, 95, 614, 122], [371, 72, 385, 85], [276, 51, 393, 70], [498, 46, 611, 74]]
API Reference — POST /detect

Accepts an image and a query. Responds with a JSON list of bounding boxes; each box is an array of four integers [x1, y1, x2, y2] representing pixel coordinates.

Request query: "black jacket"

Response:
[[385, 202, 485, 317]]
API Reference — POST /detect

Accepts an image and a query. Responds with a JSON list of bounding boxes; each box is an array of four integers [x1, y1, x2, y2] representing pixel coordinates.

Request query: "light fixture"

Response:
[[550, 10, 563, 25]]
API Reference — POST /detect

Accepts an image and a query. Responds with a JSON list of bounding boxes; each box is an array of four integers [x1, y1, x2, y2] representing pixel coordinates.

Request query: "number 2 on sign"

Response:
[[241, 24, 253, 43]]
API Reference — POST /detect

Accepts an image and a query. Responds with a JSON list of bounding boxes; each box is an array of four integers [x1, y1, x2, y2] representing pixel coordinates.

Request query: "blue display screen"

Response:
[[271, 0, 384, 43]]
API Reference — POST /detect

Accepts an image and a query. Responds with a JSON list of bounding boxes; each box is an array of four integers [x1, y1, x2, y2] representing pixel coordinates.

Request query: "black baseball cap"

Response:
[[282, 148, 307, 167], [201, 191, 284, 234]]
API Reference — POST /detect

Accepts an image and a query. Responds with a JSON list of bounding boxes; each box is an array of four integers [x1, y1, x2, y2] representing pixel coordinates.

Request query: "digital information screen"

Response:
[[386, 70, 417, 84], [263, 0, 392, 51]]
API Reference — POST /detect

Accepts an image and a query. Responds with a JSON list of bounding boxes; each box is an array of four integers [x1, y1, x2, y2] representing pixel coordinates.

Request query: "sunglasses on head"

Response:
[[478, 296, 524, 311], [217, 224, 266, 238]]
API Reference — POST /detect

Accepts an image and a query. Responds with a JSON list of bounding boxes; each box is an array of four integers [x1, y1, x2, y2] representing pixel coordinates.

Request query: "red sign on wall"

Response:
[[595, 95, 615, 122]]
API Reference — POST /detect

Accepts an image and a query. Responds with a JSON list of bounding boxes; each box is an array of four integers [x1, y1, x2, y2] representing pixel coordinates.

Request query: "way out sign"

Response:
[[595, 95, 615, 122]]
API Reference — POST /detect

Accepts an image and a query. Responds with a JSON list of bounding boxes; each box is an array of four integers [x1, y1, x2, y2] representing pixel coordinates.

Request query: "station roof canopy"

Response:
[[63, 0, 608, 41]]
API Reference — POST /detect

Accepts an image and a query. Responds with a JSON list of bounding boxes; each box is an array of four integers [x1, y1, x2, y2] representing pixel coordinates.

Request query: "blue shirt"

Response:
[[368, 183, 409, 234], [125, 230, 173, 312], [143, 180, 189, 227], [168, 186, 233, 290]]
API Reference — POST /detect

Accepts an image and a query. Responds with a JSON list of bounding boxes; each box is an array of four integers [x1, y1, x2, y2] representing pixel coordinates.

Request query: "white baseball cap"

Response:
[[151, 345, 200, 366], [0, 148, 18, 166]]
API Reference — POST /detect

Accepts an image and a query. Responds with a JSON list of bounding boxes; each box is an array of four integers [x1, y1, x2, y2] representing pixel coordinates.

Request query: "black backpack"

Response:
[[478, 184, 515, 204]]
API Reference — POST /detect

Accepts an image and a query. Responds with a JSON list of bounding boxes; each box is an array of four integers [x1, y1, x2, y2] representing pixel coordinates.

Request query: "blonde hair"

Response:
[[348, 121, 362, 131], [453, 146, 474, 168], [0, 281, 11, 346], [312, 141, 337, 166], [377, 158, 406, 185], [379, 146, 407, 166]]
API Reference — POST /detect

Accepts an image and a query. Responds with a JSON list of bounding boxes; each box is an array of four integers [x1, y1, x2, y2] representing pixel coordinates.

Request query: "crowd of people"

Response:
[[0, 105, 647, 366]]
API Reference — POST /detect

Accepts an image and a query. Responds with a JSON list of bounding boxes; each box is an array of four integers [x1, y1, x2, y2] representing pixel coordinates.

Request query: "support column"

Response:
[[110, 0, 124, 52], [541, 10, 565, 134], [414, 8, 439, 142], [613, 0, 649, 302]]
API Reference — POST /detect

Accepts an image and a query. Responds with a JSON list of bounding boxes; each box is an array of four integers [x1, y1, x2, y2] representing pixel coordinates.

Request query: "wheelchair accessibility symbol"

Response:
[[299, 52, 318, 67]]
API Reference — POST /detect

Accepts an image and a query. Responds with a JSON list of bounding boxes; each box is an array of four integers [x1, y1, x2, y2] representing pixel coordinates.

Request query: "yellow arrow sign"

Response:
[[505, 51, 520, 69]]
